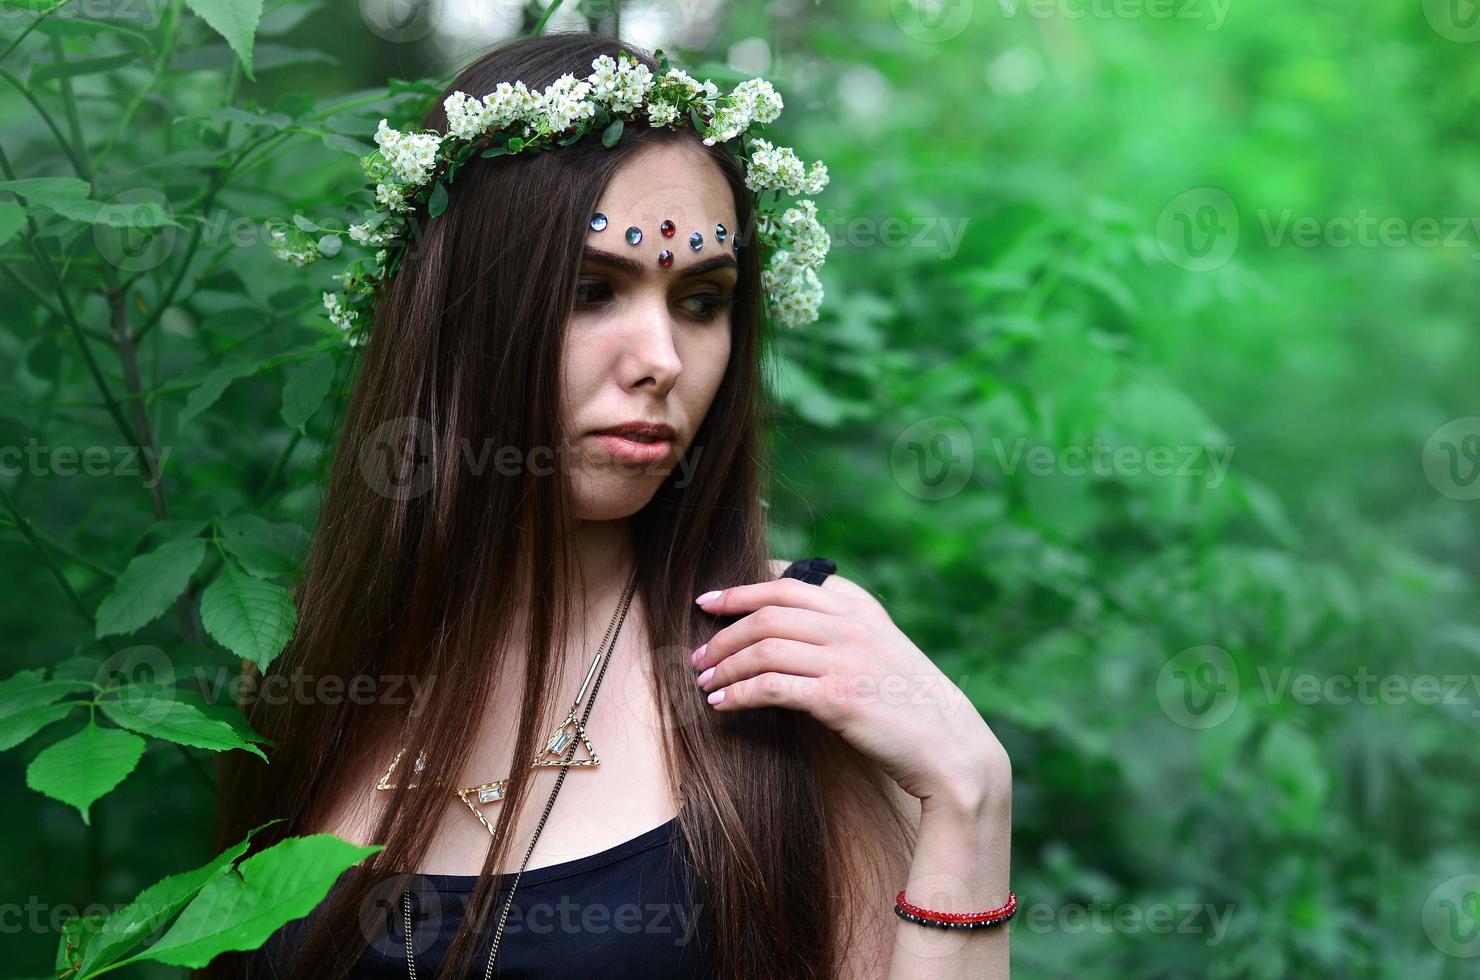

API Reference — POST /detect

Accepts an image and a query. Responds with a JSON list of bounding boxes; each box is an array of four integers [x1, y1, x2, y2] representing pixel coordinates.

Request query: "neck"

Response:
[[570, 517, 635, 613]]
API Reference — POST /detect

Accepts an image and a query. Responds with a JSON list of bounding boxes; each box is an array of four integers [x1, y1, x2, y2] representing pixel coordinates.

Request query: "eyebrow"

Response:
[[581, 246, 738, 280]]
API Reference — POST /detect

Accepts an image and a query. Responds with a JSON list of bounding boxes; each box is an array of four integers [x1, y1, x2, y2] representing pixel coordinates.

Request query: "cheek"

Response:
[[678, 327, 731, 410]]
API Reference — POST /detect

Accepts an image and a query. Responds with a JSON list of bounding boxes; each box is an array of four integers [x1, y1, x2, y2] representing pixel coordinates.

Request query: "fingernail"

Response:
[[690, 643, 707, 666], [707, 690, 725, 705], [695, 590, 721, 605], [696, 666, 714, 687]]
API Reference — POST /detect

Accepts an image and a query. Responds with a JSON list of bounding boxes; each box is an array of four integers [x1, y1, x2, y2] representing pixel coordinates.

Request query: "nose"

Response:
[[620, 293, 682, 395]]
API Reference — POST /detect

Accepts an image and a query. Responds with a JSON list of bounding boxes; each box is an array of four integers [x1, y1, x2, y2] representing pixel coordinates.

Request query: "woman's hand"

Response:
[[691, 574, 1010, 814]]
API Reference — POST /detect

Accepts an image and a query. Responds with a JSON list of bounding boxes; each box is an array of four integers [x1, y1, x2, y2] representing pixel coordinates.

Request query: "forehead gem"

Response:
[[715, 223, 727, 242], [732, 232, 743, 251], [589, 212, 608, 232], [689, 231, 703, 251], [658, 249, 673, 269], [625, 225, 642, 245], [660, 219, 676, 237]]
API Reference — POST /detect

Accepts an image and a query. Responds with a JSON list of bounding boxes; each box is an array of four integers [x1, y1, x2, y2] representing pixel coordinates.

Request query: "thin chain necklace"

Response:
[[399, 569, 639, 979]]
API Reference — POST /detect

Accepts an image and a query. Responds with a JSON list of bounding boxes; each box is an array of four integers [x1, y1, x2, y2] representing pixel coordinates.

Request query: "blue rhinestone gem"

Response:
[[715, 223, 727, 242], [589, 212, 608, 232], [625, 225, 642, 245], [689, 231, 703, 250]]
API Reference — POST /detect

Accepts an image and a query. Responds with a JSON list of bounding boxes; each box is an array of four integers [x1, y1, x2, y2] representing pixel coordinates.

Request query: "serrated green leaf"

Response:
[[95, 539, 207, 639], [281, 353, 334, 432], [0, 701, 80, 752], [123, 835, 383, 968], [77, 822, 278, 975], [217, 514, 309, 579], [25, 721, 144, 824], [183, 0, 263, 81], [179, 360, 264, 427], [99, 692, 266, 760], [200, 560, 297, 669]]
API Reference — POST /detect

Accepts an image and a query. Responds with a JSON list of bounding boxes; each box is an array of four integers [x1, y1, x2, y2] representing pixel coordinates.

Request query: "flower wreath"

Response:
[[266, 49, 831, 346]]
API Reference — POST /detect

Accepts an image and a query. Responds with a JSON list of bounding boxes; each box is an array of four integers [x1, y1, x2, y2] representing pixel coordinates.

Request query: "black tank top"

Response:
[[245, 557, 836, 979]]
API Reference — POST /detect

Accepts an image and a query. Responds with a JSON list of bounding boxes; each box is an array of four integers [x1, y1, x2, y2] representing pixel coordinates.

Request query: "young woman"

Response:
[[214, 32, 1011, 980]]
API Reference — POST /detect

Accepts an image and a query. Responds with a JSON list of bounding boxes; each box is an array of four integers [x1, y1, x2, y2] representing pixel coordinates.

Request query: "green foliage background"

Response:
[[1, 0, 1477, 976]]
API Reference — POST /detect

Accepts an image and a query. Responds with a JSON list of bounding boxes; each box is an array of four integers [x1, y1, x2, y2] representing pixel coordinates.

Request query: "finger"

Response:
[[697, 636, 832, 694], [693, 605, 841, 671], [705, 670, 826, 715], [695, 576, 847, 618]]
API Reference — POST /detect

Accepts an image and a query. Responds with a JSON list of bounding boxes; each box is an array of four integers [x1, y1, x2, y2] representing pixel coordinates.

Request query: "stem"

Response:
[[0, 482, 97, 630], [0, 0, 73, 66], [0, 146, 139, 453], [95, 0, 182, 172], [0, 68, 88, 177]]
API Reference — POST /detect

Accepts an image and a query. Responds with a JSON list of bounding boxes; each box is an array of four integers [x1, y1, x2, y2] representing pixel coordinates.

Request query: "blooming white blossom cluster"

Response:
[[273, 50, 832, 340], [704, 78, 784, 145], [760, 199, 830, 328], [744, 138, 828, 196]]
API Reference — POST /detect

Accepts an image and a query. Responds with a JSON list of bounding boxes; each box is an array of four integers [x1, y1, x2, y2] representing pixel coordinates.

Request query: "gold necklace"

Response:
[[372, 574, 629, 834], [391, 570, 639, 979]]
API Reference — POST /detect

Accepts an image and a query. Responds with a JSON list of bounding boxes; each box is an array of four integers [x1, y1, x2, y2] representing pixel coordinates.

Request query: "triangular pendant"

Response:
[[455, 778, 510, 837], [531, 711, 600, 768], [374, 747, 427, 790]]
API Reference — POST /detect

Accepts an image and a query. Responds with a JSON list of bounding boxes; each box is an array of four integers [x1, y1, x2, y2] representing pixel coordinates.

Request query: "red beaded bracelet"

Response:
[[893, 889, 1018, 930]]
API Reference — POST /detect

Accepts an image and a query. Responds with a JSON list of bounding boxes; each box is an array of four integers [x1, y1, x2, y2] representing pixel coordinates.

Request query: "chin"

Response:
[[568, 471, 668, 521]]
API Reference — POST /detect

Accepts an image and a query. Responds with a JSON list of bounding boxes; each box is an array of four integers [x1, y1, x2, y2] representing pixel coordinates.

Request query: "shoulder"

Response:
[[767, 557, 880, 605]]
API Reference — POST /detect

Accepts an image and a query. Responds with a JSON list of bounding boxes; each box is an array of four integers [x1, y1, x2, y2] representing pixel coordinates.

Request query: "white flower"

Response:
[[779, 199, 830, 267], [444, 91, 490, 139], [374, 118, 442, 186], [483, 80, 538, 131], [647, 101, 680, 127], [732, 78, 783, 124], [375, 182, 411, 212], [536, 73, 596, 132], [349, 216, 401, 246], [745, 138, 829, 195], [762, 251, 823, 327], [588, 53, 653, 113], [323, 290, 359, 330]]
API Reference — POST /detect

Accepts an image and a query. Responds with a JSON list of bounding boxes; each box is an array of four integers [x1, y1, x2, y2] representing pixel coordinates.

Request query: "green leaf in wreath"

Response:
[[200, 559, 298, 670], [427, 180, 448, 218], [601, 117, 624, 148], [25, 720, 145, 824], [95, 538, 207, 639]]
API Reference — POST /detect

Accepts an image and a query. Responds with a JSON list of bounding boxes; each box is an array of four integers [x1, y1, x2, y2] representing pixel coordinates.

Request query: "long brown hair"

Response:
[[210, 32, 908, 980]]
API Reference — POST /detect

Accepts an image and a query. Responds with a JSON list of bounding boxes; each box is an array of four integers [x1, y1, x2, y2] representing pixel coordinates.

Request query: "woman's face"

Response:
[[561, 140, 739, 521]]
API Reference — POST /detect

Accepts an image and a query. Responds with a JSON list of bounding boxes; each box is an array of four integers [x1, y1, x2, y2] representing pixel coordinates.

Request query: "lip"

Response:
[[592, 421, 677, 441], [591, 433, 674, 464]]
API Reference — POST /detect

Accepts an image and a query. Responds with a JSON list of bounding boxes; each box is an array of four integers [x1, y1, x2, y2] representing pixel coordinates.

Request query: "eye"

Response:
[[678, 291, 737, 323], [575, 280, 614, 308]]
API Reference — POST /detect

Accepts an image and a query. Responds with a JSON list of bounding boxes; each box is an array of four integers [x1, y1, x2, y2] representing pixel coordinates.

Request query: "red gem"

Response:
[[660, 219, 676, 237], [658, 249, 673, 268]]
